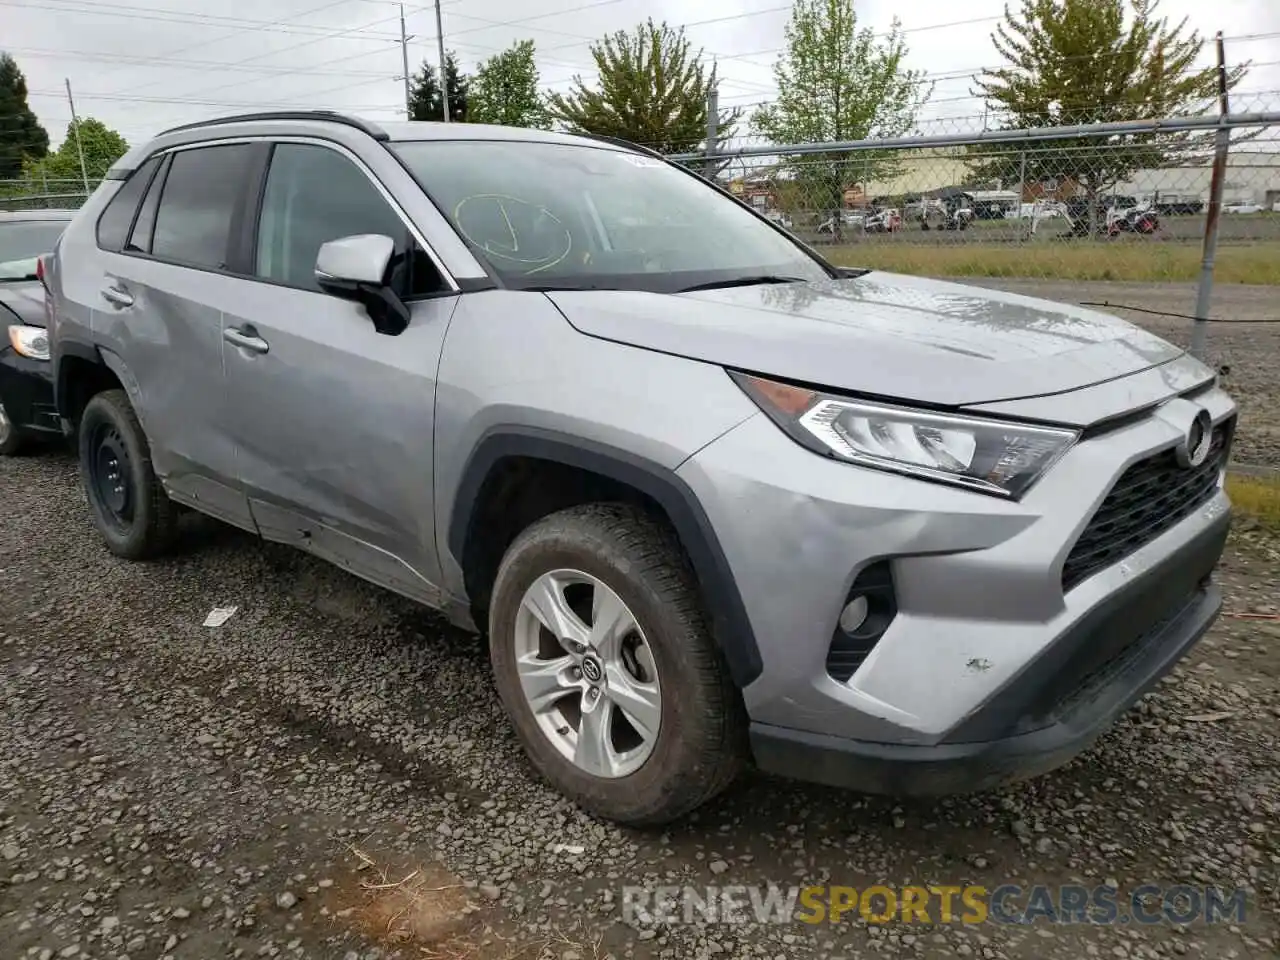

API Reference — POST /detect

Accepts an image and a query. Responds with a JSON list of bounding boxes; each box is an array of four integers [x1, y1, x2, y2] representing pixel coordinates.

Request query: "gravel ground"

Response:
[[966, 281, 1280, 470], [2, 444, 1278, 959]]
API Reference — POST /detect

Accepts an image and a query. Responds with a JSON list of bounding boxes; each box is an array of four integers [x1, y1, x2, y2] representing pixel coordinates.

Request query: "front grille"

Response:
[[1061, 419, 1232, 592]]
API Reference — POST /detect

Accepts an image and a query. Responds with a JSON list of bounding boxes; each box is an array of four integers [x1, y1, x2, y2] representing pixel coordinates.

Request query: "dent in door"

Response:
[[96, 341, 252, 531]]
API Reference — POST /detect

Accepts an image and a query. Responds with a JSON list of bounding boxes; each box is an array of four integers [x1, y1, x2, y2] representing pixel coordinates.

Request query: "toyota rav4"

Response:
[[46, 111, 1235, 825]]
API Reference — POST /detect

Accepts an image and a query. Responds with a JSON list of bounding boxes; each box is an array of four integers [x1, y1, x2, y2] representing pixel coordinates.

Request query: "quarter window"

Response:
[[95, 155, 161, 252], [152, 144, 254, 269], [255, 143, 443, 296], [126, 155, 168, 254]]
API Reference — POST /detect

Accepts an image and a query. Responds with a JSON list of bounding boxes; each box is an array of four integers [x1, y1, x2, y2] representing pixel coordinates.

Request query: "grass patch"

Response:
[[827, 241, 1280, 285], [332, 846, 607, 960], [1226, 473, 1280, 530]]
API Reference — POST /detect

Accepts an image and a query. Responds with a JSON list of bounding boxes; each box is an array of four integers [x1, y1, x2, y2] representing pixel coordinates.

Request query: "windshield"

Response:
[[0, 220, 66, 281], [392, 140, 832, 292]]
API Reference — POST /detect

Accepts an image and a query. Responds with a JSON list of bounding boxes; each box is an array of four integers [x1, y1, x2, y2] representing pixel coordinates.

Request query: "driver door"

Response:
[[221, 140, 459, 602]]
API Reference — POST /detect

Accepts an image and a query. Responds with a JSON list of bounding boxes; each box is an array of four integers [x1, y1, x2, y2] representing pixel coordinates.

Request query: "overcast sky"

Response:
[[4, 0, 1279, 151]]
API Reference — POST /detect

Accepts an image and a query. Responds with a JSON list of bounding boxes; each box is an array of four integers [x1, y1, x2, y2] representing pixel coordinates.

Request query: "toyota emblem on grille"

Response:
[[1177, 409, 1213, 468]]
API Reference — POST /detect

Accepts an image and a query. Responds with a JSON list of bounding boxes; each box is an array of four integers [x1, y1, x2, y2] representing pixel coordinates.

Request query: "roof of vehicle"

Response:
[[0, 209, 77, 221], [107, 109, 658, 180], [156, 109, 646, 151]]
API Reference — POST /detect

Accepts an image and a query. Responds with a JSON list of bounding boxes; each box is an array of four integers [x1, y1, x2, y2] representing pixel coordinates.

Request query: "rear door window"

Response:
[[151, 144, 254, 270]]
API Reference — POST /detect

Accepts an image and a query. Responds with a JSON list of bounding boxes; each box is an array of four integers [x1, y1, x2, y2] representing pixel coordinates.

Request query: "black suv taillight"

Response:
[[826, 561, 897, 683]]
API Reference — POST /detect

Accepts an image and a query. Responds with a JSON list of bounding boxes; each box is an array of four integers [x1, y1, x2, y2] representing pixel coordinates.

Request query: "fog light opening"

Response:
[[838, 595, 869, 634], [826, 560, 899, 684]]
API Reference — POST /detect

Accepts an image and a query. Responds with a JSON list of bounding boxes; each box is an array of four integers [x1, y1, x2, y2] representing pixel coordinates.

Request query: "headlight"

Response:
[[731, 372, 1078, 498], [8, 324, 50, 361]]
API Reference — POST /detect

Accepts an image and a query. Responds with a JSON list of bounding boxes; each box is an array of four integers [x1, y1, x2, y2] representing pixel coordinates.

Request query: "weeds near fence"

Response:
[[827, 240, 1280, 285], [1227, 474, 1280, 530]]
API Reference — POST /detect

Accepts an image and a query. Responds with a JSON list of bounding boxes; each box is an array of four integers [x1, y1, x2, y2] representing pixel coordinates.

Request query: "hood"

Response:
[[0, 280, 46, 327], [546, 272, 1183, 408]]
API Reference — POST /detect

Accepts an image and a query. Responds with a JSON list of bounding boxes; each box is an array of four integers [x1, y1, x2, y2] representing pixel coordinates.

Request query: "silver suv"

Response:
[[47, 111, 1235, 825]]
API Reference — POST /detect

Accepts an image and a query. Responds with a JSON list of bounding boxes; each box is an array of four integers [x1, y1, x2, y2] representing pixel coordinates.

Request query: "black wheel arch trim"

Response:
[[53, 338, 107, 417], [447, 426, 764, 688]]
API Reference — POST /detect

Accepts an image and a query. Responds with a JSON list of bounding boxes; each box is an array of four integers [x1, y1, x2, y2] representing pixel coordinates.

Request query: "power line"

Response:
[[4, 45, 413, 79], [75, 0, 373, 93], [0, 0, 411, 41], [76, 0, 633, 113], [103, 9, 412, 107]]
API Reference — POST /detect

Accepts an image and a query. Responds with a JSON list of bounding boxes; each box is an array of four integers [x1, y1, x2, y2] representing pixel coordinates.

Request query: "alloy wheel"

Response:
[[513, 568, 661, 779]]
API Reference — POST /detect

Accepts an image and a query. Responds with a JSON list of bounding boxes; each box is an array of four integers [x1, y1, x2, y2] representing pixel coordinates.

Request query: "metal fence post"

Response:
[[1191, 33, 1230, 361], [704, 85, 719, 180], [1017, 149, 1028, 240]]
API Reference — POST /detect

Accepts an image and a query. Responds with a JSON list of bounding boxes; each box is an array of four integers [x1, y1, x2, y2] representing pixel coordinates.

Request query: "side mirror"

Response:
[[314, 234, 409, 336]]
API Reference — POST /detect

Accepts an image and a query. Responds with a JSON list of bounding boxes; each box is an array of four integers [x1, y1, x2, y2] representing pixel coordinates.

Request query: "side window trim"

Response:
[[227, 141, 273, 276], [245, 136, 458, 294], [124, 153, 171, 254], [95, 134, 458, 294]]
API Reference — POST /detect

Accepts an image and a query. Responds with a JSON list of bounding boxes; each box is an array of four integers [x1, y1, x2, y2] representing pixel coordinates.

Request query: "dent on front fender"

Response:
[[675, 413, 1040, 739]]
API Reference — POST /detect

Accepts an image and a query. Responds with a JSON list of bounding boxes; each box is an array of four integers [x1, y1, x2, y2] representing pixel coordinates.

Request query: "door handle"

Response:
[[101, 284, 133, 307], [223, 327, 270, 355]]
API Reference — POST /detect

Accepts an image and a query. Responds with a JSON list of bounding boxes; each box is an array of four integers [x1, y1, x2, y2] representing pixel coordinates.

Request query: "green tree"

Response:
[[548, 19, 737, 156], [467, 40, 550, 129], [25, 117, 128, 185], [970, 0, 1248, 232], [409, 51, 469, 122], [751, 0, 930, 231], [0, 53, 49, 180]]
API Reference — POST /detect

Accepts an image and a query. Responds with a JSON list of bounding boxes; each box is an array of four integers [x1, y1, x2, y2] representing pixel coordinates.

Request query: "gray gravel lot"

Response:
[[3, 372, 1279, 957]]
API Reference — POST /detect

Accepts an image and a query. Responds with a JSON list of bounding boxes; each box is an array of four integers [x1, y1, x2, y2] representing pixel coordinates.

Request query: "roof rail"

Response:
[[157, 110, 389, 141], [572, 132, 667, 160]]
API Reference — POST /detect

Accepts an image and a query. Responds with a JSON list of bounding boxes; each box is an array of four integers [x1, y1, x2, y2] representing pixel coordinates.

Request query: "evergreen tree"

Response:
[[408, 51, 469, 122], [0, 53, 49, 180]]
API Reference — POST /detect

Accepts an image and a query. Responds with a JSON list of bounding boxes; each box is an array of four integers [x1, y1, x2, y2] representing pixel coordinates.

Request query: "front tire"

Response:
[[0, 401, 27, 456], [78, 389, 178, 559], [489, 503, 746, 826]]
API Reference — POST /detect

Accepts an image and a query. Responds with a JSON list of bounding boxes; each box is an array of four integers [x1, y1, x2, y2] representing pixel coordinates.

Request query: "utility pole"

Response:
[[64, 79, 91, 197], [398, 4, 413, 119], [1191, 32, 1230, 360], [434, 0, 450, 122]]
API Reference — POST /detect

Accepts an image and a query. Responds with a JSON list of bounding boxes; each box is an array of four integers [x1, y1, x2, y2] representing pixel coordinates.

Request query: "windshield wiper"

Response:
[[0, 274, 39, 283], [675, 275, 809, 293], [520, 283, 620, 292]]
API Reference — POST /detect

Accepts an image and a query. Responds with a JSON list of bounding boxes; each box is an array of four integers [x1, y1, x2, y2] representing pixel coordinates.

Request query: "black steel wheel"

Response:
[[78, 389, 178, 559]]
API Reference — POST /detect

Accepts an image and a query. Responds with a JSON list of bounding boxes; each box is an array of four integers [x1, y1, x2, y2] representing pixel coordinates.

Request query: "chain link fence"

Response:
[[1, 107, 1277, 504], [676, 110, 1280, 290], [0, 178, 100, 212], [674, 103, 1280, 507]]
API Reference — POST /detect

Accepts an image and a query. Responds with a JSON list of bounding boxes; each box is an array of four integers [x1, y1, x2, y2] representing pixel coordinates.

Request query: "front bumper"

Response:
[[0, 346, 59, 436], [749, 514, 1225, 795], [675, 382, 1235, 787]]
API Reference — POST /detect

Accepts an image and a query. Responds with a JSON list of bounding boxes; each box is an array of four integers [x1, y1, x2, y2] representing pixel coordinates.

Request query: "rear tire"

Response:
[[78, 389, 178, 559], [489, 503, 746, 826]]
